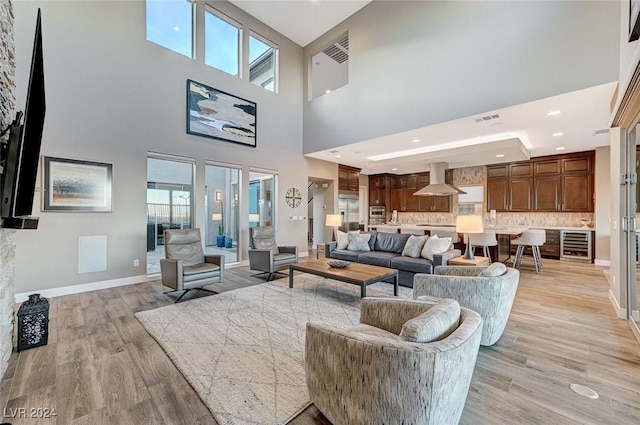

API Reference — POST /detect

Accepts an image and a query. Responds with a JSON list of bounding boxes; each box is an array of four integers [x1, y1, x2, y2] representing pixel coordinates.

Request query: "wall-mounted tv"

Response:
[[0, 9, 45, 229]]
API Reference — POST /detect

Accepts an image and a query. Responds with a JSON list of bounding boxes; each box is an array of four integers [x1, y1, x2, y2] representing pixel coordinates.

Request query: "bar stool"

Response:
[[512, 229, 546, 273], [468, 231, 498, 263]]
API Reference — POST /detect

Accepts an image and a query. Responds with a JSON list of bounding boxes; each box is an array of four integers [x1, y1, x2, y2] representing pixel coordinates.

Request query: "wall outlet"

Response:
[[133, 259, 139, 267]]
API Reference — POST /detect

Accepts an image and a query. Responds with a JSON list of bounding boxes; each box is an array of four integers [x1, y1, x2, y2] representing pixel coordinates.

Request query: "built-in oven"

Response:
[[369, 206, 386, 224]]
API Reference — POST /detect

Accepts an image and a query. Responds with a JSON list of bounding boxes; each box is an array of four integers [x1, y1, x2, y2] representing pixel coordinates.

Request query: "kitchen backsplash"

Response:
[[398, 212, 594, 228]]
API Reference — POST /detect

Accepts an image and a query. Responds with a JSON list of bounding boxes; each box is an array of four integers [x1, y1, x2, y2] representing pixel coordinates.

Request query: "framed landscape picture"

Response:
[[43, 156, 113, 212], [186, 79, 257, 147]]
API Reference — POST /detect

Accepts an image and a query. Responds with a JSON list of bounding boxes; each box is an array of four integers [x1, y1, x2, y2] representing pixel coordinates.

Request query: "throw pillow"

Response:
[[479, 262, 507, 277], [402, 235, 428, 258], [400, 298, 461, 343], [336, 230, 359, 250], [347, 233, 372, 252], [421, 236, 452, 261]]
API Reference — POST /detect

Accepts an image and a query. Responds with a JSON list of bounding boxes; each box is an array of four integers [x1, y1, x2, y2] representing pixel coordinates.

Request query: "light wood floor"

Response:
[[1, 258, 640, 425]]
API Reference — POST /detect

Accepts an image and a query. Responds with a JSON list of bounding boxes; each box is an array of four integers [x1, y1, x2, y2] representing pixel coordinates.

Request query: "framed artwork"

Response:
[[186, 79, 257, 147], [43, 156, 113, 212]]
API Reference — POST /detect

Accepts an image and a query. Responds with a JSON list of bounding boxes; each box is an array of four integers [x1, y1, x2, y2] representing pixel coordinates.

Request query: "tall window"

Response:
[[146, 0, 194, 58], [205, 7, 241, 76], [250, 33, 278, 92], [249, 171, 276, 228]]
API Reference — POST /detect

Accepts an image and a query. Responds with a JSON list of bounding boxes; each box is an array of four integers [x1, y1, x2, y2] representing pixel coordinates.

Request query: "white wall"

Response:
[[12, 1, 311, 292], [303, 0, 620, 153]]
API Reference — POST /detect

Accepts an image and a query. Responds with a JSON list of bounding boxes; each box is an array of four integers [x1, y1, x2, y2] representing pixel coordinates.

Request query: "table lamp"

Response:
[[249, 213, 260, 224], [325, 214, 342, 240], [456, 215, 484, 260]]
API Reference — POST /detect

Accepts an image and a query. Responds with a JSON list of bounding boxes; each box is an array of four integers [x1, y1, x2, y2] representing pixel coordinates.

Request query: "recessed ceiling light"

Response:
[[326, 89, 331, 94], [391, 168, 398, 171], [335, 154, 341, 158], [496, 154, 505, 158], [411, 139, 421, 143], [556, 146, 565, 151], [173, 26, 180, 32], [552, 132, 564, 137], [547, 110, 561, 116]]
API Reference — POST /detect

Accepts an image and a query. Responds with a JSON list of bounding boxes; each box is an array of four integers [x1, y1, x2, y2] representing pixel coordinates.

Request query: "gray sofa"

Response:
[[326, 231, 461, 287]]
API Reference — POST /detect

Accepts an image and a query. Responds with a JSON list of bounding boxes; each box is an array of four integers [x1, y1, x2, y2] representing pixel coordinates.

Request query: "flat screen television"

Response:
[[0, 9, 45, 229]]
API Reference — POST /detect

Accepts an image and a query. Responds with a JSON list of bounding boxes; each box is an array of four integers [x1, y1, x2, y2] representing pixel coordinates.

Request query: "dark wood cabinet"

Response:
[[339, 164, 360, 193], [488, 151, 594, 213], [369, 175, 388, 206], [486, 179, 509, 211], [561, 174, 593, 211], [534, 175, 561, 211], [379, 172, 450, 212], [390, 188, 403, 211], [486, 163, 532, 212], [369, 188, 385, 206]]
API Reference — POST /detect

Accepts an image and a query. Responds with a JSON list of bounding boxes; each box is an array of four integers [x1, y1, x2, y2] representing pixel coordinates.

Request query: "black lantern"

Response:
[[17, 293, 49, 352]]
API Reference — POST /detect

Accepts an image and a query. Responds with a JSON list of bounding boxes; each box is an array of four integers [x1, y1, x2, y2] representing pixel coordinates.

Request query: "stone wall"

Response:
[[0, 0, 15, 381]]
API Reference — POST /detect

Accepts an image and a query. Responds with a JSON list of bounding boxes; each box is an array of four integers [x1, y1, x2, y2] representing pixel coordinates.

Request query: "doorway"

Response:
[[205, 164, 240, 264]]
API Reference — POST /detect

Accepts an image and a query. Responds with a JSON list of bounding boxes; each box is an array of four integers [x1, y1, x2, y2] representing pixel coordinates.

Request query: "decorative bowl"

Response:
[[328, 260, 351, 269]]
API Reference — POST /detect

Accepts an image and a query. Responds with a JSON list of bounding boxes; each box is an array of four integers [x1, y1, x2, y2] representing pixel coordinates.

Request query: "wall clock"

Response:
[[286, 187, 302, 208]]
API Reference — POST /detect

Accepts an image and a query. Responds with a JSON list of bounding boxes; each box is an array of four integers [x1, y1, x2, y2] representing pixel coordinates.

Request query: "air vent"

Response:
[[593, 129, 610, 135], [474, 114, 501, 123], [323, 34, 349, 64]]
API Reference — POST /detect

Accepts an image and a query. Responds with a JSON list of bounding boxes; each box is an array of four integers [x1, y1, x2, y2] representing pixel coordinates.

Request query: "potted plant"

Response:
[[217, 222, 225, 247]]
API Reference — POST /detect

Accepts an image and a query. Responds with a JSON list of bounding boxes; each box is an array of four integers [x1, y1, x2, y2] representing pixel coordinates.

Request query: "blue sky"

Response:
[[146, 0, 272, 77]]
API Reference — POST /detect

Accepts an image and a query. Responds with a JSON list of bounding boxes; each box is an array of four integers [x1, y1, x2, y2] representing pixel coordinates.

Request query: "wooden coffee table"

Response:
[[289, 259, 398, 298]]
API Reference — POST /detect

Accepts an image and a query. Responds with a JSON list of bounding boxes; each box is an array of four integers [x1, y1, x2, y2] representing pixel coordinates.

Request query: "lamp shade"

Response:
[[249, 214, 260, 222], [325, 214, 342, 227], [456, 215, 483, 234], [212, 213, 223, 221]]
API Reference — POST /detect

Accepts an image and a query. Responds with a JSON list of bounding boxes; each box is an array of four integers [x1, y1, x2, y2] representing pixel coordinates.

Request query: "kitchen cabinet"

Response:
[[339, 164, 360, 192], [488, 151, 594, 213], [486, 163, 532, 212], [369, 174, 388, 206]]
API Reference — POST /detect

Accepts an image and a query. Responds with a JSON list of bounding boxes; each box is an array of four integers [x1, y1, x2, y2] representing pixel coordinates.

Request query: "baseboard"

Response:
[[608, 289, 627, 319], [14, 275, 150, 303], [595, 259, 611, 267]]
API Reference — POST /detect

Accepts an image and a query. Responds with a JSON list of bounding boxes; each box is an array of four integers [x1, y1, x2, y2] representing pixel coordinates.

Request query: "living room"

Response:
[[1, 0, 640, 424]]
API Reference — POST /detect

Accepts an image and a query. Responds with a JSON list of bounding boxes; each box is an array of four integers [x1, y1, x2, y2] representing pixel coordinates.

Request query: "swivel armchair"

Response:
[[160, 229, 224, 302], [248, 226, 298, 281], [306, 298, 483, 425]]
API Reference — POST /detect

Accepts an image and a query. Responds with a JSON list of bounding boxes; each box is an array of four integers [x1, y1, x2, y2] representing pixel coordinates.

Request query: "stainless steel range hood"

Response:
[[413, 162, 466, 196]]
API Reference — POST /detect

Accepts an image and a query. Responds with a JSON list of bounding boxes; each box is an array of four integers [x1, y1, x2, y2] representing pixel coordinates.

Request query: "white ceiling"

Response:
[[228, 1, 617, 176], [229, 0, 371, 47], [305, 82, 618, 175]]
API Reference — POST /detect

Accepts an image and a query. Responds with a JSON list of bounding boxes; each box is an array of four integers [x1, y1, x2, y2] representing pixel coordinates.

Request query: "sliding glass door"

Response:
[[147, 156, 194, 274], [249, 170, 276, 228], [628, 126, 640, 339], [205, 164, 240, 264]]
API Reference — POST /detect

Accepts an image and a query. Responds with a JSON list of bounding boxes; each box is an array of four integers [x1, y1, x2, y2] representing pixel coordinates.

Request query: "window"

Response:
[[249, 171, 276, 227], [311, 32, 349, 100], [250, 33, 278, 92], [205, 7, 241, 76], [205, 164, 240, 264], [146, 0, 194, 58]]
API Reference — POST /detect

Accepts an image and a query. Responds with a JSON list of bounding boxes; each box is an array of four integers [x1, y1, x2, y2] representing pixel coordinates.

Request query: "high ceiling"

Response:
[[230, 1, 617, 175], [229, 0, 371, 47]]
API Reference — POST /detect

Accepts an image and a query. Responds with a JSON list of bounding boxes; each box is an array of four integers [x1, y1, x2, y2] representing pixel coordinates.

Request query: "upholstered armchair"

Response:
[[413, 264, 519, 346], [306, 298, 483, 425], [248, 226, 298, 281], [160, 229, 224, 303]]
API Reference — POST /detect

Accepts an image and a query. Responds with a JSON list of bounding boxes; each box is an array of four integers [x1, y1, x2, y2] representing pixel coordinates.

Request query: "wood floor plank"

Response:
[[9, 343, 57, 399], [96, 350, 150, 416], [55, 359, 105, 424], [4, 384, 57, 425]]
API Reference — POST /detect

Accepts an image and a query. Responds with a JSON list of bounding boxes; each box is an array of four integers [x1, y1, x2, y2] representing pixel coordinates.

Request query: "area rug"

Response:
[[135, 275, 412, 425]]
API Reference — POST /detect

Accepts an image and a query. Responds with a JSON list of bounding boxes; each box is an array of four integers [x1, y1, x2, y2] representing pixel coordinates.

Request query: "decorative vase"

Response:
[[216, 235, 225, 247], [225, 237, 233, 248]]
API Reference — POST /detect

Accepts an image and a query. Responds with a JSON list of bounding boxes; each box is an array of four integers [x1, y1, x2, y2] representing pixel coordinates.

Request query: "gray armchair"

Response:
[[248, 226, 298, 281], [160, 229, 224, 303], [413, 265, 520, 346], [306, 298, 483, 425]]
